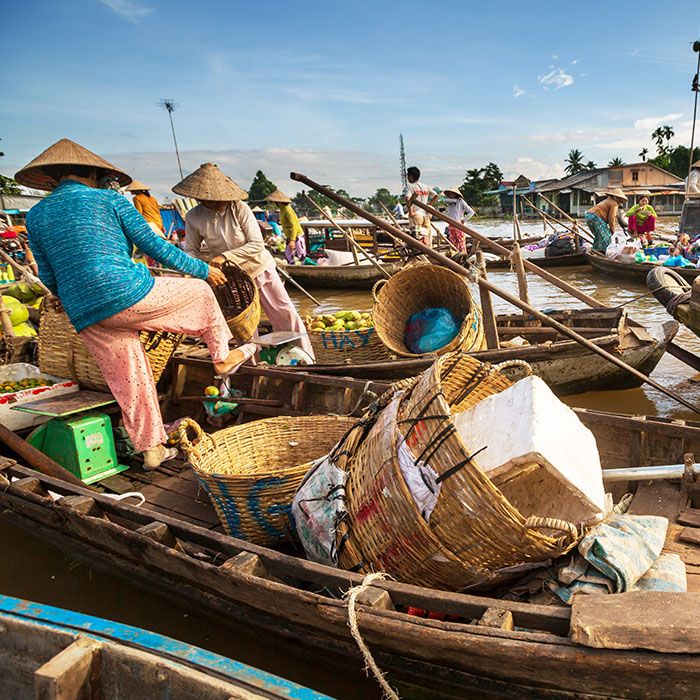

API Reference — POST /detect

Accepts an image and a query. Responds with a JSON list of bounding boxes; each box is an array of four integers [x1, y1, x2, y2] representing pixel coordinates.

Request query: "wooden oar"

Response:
[[275, 263, 322, 306], [303, 194, 390, 279], [290, 172, 700, 415], [522, 196, 592, 244]]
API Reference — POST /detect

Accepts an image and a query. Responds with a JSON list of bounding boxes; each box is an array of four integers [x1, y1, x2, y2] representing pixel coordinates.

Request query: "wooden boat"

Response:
[[648, 267, 700, 339], [1, 402, 699, 699], [485, 250, 588, 270], [278, 259, 404, 289], [587, 250, 700, 285], [267, 308, 677, 395], [0, 594, 328, 699]]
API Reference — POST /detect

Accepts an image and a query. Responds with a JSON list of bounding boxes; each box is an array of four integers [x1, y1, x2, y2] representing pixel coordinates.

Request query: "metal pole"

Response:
[[168, 109, 184, 179], [686, 42, 700, 197]]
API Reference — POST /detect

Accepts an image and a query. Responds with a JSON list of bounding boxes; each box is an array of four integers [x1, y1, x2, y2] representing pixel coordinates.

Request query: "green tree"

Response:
[[585, 160, 597, 170], [639, 148, 649, 162], [651, 125, 675, 156], [458, 162, 503, 207], [608, 157, 624, 167], [367, 187, 398, 213], [564, 149, 585, 175], [650, 145, 700, 178], [247, 170, 277, 202], [0, 174, 21, 195]]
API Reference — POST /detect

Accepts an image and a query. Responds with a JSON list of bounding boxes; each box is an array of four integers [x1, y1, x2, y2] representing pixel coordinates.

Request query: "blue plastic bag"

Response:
[[404, 307, 460, 354], [663, 255, 694, 268]]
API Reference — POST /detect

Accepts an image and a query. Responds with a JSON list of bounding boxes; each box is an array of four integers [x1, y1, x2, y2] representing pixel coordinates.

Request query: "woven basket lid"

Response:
[[126, 179, 150, 192], [266, 189, 292, 204], [14, 138, 132, 191], [172, 163, 248, 201], [601, 187, 627, 202]]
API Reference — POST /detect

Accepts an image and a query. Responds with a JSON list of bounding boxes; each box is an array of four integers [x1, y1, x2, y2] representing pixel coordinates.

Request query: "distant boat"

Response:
[[587, 250, 700, 284], [0, 594, 329, 700]]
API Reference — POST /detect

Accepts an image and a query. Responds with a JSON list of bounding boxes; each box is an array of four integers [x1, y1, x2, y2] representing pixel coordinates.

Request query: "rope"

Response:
[[492, 359, 533, 376], [667, 290, 691, 317], [345, 572, 400, 700]]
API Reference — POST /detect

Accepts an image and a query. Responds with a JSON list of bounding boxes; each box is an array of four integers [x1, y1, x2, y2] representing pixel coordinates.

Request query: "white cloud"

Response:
[[99, 0, 152, 22], [503, 157, 566, 181], [633, 112, 683, 131], [513, 84, 528, 98], [537, 67, 574, 90], [552, 54, 558, 60], [571, 59, 579, 65]]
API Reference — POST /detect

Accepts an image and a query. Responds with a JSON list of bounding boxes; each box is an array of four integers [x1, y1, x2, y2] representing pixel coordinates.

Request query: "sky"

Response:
[[2, 1, 700, 200]]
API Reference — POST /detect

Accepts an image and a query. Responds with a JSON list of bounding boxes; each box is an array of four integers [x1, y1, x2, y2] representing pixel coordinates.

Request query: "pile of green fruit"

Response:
[[1, 377, 54, 395], [308, 310, 374, 332]]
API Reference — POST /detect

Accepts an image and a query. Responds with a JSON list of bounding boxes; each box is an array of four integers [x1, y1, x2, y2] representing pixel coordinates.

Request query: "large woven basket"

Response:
[[178, 415, 356, 546], [213, 261, 261, 341], [38, 300, 181, 392], [305, 322, 392, 365], [337, 354, 581, 591], [372, 264, 484, 357]]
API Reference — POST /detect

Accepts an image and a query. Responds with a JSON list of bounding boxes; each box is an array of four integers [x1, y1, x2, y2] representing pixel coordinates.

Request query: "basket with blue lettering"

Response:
[[177, 415, 356, 546], [305, 314, 391, 364]]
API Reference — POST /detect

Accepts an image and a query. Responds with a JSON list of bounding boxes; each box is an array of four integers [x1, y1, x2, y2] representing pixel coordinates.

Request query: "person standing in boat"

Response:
[[404, 166, 438, 246], [177, 164, 313, 359], [687, 160, 700, 194], [584, 187, 627, 252], [266, 189, 307, 265], [442, 186, 475, 252], [17, 139, 253, 470], [625, 195, 657, 246], [127, 180, 165, 237]]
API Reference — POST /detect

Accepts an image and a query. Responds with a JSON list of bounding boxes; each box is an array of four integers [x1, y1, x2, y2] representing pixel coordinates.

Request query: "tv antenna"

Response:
[[158, 99, 184, 179]]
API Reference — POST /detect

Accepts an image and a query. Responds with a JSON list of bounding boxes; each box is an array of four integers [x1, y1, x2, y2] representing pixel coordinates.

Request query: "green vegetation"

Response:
[[247, 170, 277, 202], [458, 162, 503, 206], [0, 174, 21, 195]]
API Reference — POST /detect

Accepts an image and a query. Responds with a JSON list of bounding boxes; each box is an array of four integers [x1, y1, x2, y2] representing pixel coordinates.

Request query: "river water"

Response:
[[1, 217, 695, 699]]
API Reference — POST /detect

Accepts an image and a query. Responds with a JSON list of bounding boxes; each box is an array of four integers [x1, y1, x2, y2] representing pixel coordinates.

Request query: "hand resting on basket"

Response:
[[207, 265, 227, 287]]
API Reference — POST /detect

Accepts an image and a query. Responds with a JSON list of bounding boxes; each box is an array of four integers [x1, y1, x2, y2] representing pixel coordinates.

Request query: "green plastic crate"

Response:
[[27, 412, 129, 485]]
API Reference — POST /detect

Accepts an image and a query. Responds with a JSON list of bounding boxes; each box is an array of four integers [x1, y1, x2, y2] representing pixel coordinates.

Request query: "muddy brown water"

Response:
[[1, 218, 695, 699]]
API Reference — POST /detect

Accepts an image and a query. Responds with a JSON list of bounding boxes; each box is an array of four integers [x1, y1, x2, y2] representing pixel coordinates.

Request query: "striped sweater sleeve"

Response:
[[113, 195, 209, 279]]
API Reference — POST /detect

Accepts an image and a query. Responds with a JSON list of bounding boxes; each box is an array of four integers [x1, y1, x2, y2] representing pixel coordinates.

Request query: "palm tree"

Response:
[[585, 160, 597, 170], [652, 125, 675, 155], [639, 148, 649, 162], [608, 157, 624, 167], [565, 149, 585, 175]]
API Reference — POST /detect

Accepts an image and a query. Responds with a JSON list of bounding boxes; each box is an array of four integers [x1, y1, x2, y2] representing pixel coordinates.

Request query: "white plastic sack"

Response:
[[397, 435, 441, 521], [292, 454, 347, 567]]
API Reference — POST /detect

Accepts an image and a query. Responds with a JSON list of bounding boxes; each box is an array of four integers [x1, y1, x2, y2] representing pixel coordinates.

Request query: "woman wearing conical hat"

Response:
[[584, 187, 627, 252], [266, 189, 306, 264], [126, 180, 165, 237], [17, 139, 256, 469], [687, 159, 700, 194], [174, 164, 314, 359]]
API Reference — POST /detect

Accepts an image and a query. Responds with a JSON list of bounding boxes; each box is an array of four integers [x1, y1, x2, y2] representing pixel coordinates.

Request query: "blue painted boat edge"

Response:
[[0, 595, 332, 700]]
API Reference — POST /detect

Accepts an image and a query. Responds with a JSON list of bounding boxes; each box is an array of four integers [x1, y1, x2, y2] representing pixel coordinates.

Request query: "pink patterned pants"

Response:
[[80, 277, 232, 452]]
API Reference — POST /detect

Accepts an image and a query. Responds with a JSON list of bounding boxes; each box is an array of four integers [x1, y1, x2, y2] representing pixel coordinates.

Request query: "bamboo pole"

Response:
[[511, 240, 530, 308], [304, 194, 390, 279], [290, 171, 700, 414], [523, 196, 592, 244], [475, 250, 499, 349], [275, 264, 322, 306], [0, 248, 52, 295]]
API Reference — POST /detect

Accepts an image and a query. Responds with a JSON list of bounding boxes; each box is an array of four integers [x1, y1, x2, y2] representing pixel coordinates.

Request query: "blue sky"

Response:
[[2, 1, 700, 198]]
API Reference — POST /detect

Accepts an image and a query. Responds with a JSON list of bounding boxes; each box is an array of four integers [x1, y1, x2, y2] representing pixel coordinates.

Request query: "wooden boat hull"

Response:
[[648, 266, 700, 339], [0, 594, 327, 699], [587, 250, 700, 284], [295, 320, 679, 395], [279, 260, 404, 289], [1, 406, 699, 700], [486, 251, 587, 270]]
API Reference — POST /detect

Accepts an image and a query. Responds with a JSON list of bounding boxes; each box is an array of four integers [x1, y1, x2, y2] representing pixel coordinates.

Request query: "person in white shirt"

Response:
[[687, 160, 700, 194], [404, 166, 438, 246], [442, 186, 475, 252]]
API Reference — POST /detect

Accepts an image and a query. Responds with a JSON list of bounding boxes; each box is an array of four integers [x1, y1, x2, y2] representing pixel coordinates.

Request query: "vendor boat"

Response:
[[260, 307, 676, 394], [485, 249, 588, 270], [587, 250, 700, 285], [648, 267, 700, 339], [0, 402, 699, 699], [277, 259, 404, 289], [0, 594, 328, 699]]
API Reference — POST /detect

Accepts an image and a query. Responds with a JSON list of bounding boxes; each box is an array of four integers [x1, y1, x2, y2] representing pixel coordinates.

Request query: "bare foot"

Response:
[[213, 343, 257, 375]]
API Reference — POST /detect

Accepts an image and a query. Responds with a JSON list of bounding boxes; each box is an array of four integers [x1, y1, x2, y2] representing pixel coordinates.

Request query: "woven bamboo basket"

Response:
[[305, 321, 392, 365], [371, 264, 485, 358], [337, 354, 581, 591], [38, 300, 181, 392], [213, 261, 261, 341], [178, 415, 356, 546]]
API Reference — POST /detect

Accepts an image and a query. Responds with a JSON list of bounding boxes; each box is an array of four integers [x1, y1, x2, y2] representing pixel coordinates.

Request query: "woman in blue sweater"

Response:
[[17, 139, 254, 469]]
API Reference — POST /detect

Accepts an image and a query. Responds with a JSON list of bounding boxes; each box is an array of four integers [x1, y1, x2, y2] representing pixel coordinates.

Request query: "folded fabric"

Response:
[[631, 553, 686, 593], [578, 514, 668, 592]]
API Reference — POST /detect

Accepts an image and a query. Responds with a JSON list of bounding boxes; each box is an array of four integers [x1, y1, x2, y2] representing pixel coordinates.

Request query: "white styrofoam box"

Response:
[[521, 247, 546, 260], [0, 363, 78, 431], [324, 249, 375, 267], [453, 375, 605, 525]]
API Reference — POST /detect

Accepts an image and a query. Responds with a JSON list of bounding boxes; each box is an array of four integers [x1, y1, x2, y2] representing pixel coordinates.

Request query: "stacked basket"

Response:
[[305, 319, 391, 365], [179, 415, 356, 546], [333, 353, 581, 592], [213, 261, 261, 342], [38, 300, 181, 392]]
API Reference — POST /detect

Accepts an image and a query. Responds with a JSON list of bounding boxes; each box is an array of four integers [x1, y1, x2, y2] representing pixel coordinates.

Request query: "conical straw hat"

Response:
[[442, 185, 464, 198], [692, 159, 700, 168], [172, 163, 248, 201], [601, 187, 627, 202], [126, 179, 150, 192], [266, 189, 292, 204], [14, 138, 131, 191]]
